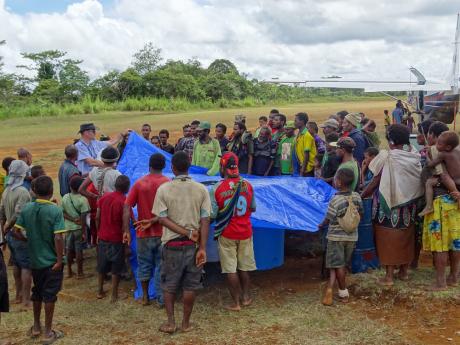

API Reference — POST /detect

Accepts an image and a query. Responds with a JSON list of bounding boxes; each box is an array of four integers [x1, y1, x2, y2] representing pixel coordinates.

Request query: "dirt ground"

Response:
[[1, 100, 459, 344]]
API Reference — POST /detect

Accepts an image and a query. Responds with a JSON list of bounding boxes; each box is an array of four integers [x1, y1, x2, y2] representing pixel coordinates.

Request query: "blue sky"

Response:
[[4, 0, 113, 14]]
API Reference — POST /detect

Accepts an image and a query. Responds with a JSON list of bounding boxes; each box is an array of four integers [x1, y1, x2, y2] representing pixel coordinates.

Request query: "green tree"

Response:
[[208, 59, 238, 75], [132, 42, 162, 75], [58, 59, 89, 101], [18, 50, 67, 81]]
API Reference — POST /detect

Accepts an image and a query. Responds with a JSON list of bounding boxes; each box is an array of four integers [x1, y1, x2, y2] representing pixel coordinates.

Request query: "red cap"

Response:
[[220, 152, 239, 177]]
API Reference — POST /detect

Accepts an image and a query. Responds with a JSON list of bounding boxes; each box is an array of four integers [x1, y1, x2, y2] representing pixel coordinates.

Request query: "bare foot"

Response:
[[427, 284, 448, 292], [27, 325, 41, 338], [181, 323, 195, 333], [377, 278, 394, 286], [96, 291, 107, 299], [159, 322, 177, 334], [225, 304, 241, 311], [111, 292, 128, 303], [76, 273, 93, 280], [241, 298, 253, 307], [418, 207, 434, 217], [397, 273, 409, 281], [142, 298, 151, 306], [19, 302, 32, 312], [446, 276, 458, 287]]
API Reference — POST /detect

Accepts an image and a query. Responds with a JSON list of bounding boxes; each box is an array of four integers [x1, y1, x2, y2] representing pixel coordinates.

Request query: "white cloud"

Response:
[[0, 0, 458, 82]]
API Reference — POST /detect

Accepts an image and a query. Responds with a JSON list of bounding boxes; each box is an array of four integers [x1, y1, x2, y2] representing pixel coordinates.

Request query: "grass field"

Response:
[[1, 99, 459, 345]]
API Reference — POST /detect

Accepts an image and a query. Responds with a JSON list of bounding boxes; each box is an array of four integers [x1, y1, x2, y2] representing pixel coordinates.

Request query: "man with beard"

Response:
[[227, 122, 254, 175], [192, 121, 221, 176]]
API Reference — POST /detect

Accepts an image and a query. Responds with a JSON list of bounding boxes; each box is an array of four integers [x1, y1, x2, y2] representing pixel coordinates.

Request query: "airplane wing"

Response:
[[264, 67, 451, 92]]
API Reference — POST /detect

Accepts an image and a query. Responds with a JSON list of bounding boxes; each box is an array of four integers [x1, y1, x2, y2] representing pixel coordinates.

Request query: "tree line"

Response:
[[0, 41, 386, 118]]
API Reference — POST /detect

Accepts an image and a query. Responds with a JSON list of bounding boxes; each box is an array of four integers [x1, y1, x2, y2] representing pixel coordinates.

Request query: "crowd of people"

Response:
[[0, 101, 459, 342]]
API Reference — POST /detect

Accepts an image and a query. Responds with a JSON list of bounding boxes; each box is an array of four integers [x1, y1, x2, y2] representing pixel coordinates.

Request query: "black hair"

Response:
[[308, 121, 318, 133], [64, 145, 78, 159], [335, 168, 355, 188], [258, 116, 268, 122], [32, 175, 53, 197], [365, 147, 379, 157], [418, 119, 435, 136], [270, 109, 279, 115], [275, 114, 287, 125], [151, 135, 160, 142], [439, 131, 459, 148], [159, 129, 169, 137], [172, 151, 191, 173], [336, 110, 349, 120], [387, 124, 410, 146], [2, 157, 15, 173], [149, 153, 166, 170], [142, 124, 151, 129], [326, 132, 339, 143], [234, 121, 247, 131], [70, 176, 84, 192], [31, 165, 45, 179], [295, 112, 309, 125], [216, 123, 227, 133], [361, 118, 370, 126], [384, 109, 388, 114], [191, 120, 200, 126], [182, 124, 190, 130], [115, 175, 130, 194], [428, 121, 449, 138]]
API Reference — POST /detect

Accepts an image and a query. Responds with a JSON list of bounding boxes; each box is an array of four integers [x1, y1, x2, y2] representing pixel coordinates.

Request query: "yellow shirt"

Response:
[[295, 127, 317, 173]]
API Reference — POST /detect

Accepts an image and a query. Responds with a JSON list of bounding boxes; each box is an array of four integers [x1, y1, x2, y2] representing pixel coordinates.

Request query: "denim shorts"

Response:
[[6, 232, 31, 269], [160, 245, 203, 293], [136, 237, 162, 282], [66, 229, 84, 252]]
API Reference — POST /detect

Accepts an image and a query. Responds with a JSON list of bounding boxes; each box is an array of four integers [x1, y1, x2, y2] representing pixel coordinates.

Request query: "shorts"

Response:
[[31, 266, 64, 303], [6, 233, 31, 269], [137, 237, 162, 282], [326, 240, 356, 268], [160, 245, 203, 293], [97, 240, 125, 275], [66, 229, 84, 252], [218, 236, 257, 274], [0, 250, 9, 312]]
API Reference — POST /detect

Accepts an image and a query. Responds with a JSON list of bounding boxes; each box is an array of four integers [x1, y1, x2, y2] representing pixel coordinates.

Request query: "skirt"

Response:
[[423, 195, 460, 252], [374, 224, 415, 266], [352, 198, 379, 273]]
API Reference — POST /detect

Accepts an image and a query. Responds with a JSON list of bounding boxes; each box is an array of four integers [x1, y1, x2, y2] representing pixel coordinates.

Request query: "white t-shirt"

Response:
[[88, 167, 121, 195]]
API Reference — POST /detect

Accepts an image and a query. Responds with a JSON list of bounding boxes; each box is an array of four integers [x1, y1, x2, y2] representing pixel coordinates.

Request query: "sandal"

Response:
[[42, 330, 64, 345], [27, 326, 41, 338]]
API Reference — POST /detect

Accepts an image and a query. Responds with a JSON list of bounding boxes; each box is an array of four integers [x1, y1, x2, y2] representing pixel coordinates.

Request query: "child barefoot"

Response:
[[14, 176, 65, 344], [96, 175, 131, 303], [61, 176, 90, 279], [319, 168, 363, 306], [419, 126, 459, 216]]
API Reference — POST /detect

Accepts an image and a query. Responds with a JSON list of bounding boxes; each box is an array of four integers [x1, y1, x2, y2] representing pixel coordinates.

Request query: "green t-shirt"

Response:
[[192, 138, 222, 176], [61, 193, 90, 231], [338, 160, 359, 191], [278, 136, 296, 175], [16, 199, 66, 269]]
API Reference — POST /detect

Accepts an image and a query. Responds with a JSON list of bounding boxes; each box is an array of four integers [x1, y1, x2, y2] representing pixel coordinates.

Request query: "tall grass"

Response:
[[0, 94, 387, 120]]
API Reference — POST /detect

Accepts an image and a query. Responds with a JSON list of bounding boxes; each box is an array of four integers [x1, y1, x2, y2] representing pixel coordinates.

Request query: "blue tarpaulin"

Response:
[[117, 132, 335, 299]]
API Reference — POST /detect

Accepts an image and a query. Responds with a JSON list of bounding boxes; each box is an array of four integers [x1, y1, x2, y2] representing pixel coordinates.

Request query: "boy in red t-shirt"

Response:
[[124, 153, 169, 306], [96, 175, 130, 302], [210, 152, 257, 311]]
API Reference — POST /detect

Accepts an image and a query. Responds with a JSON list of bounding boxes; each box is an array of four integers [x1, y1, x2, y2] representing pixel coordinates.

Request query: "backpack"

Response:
[[337, 195, 361, 233]]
